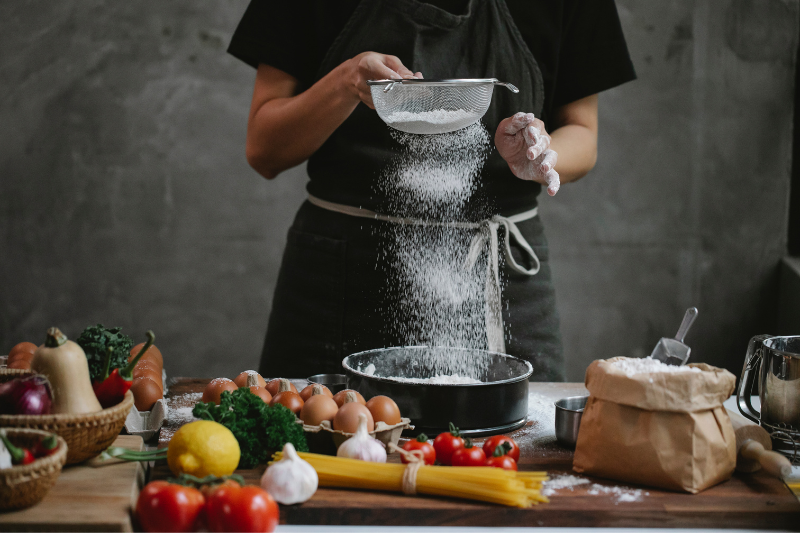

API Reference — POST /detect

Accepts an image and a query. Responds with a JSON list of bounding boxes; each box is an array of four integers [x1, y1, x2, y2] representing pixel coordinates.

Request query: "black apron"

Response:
[[259, 0, 565, 382]]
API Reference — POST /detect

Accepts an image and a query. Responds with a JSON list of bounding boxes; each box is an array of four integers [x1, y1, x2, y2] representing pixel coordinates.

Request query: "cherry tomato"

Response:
[[136, 481, 205, 533], [205, 481, 279, 533], [482, 435, 520, 462], [21, 448, 35, 465], [451, 439, 486, 467], [486, 454, 518, 471], [401, 434, 436, 465], [432, 423, 464, 466]]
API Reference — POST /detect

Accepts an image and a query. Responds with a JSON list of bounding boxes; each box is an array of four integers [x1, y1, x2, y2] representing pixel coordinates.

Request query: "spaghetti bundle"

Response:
[[271, 451, 548, 507]]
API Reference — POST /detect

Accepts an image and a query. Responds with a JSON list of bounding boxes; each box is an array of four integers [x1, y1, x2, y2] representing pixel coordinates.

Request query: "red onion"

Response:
[[0, 375, 52, 415]]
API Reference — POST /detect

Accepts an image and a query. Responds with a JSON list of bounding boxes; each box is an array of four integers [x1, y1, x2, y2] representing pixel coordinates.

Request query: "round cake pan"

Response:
[[342, 346, 532, 437]]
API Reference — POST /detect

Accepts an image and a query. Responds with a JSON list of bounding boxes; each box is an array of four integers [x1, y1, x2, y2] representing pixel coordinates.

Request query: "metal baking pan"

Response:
[[342, 346, 532, 437]]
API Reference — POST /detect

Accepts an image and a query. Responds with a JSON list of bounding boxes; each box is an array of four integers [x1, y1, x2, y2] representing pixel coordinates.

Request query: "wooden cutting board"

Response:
[[0, 435, 144, 532]]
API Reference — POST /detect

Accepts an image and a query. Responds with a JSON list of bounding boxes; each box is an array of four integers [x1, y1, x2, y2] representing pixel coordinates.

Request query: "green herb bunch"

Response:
[[193, 388, 308, 468], [76, 324, 135, 381]]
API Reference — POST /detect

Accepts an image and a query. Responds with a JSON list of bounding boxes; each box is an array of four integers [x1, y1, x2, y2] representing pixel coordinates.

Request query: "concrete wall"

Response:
[[1, 0, 797, 381]]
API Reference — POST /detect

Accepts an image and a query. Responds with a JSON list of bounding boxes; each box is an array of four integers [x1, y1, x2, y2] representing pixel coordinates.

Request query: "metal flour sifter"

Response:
[[367, 78, 519, 135]]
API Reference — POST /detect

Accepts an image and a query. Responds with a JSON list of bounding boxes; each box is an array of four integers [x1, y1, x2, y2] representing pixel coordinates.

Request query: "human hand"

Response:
[[346, 52, 422, 109], [495, 112, 560, 196]]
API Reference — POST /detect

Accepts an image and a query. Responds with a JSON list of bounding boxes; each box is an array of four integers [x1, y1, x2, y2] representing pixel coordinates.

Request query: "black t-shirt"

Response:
[[228, 0, 636, 213], [229, 0, 635, 127]]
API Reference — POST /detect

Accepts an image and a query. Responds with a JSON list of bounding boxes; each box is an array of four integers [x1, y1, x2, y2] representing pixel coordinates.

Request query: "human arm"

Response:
[[495, 94, 598, 196], [246, 53, 420, 179]]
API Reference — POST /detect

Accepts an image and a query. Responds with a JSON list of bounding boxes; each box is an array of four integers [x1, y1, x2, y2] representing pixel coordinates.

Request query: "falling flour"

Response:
[[378, 122, 492, 378], [611, 357, 702, 377]]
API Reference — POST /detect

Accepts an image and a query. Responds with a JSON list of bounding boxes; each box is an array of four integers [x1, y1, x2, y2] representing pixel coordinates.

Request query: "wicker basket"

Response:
[[0, 428, 68, 511], [0, 368, 35, 378], [0, 373, 133, 464]]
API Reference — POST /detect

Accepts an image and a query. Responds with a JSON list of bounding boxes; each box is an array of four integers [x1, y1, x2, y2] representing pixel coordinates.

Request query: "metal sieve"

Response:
[[367, 78, 519, 135]]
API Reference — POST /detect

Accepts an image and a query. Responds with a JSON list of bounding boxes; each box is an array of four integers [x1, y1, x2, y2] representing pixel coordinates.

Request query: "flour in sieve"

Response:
[[386, 109, 473, 125]]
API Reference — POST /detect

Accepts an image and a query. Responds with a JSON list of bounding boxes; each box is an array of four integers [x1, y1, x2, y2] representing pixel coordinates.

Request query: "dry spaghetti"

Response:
[[271, 450, 548, 508]]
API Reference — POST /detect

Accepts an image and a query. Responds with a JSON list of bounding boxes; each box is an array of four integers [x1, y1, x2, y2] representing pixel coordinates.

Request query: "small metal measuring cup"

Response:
[[307, 373, 348, 394], [555, 395, 589, 448], [650, 307, 699, 366]]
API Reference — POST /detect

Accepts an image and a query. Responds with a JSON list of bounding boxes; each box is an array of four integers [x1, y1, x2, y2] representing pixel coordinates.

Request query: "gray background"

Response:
[[1, 0, 798, 381]]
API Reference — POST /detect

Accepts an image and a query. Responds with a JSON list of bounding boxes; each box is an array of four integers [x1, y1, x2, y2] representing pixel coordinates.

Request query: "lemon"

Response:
[[167, 420, 240, 477]]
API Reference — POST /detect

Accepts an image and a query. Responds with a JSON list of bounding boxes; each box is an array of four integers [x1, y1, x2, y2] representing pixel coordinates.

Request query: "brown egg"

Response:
[[234, 371, 266, 389], [131, 376, 163, 411], [202, 378, 237, 405], [332, 389, 366, 408], [366, 395, 402, 425], [299, 383, 333, 402], [7, 358, 31, 370], [265, 378, 297, 397], [129, 343, 163, 367], [133, 359, 162, 378], [270, 391, 304, 415], [9, 342, 37, 358], [133, 366, 163, 387], [333, 402, 374, 433], [299, 394, 339, 426], [247, 386, 272, 404]]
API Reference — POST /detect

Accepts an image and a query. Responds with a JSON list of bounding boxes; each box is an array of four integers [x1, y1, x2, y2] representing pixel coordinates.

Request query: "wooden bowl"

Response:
[[0, 373, 133, 464], [0, 428, 68, 511]]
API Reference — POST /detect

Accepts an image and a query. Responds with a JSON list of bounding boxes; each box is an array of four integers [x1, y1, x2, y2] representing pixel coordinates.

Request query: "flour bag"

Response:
[[572, 357, 737, 494]]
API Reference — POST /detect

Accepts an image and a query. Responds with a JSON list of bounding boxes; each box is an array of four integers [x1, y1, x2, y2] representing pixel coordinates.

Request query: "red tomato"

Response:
[[401, 434, 436, 466], [432, 423, 465, 466], [136, 481, 205, 533], [205, 481, 279, 533], [486, 454, 518, 471], [451, 440, 486, 467], [482, 435, 520, 462]]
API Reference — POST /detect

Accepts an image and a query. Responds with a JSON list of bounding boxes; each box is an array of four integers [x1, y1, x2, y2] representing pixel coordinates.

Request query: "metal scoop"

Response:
[[650, 307, 699, 366]]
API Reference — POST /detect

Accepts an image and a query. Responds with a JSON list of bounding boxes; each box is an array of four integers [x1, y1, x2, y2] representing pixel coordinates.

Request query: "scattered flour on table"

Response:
[[542, 474, 649, 504], [611, 357, 701, 377], [161, 392, 202, 441], [587, 483, 649, 504], [541, 474, 590, 496]]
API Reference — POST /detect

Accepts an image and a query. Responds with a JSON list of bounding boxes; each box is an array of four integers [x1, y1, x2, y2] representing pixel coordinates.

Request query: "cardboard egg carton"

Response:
[[298, 418, 413, 455]]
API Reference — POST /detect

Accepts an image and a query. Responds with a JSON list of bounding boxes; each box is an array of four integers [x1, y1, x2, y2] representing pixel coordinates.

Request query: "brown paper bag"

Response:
[[572, 357, 737, 494]]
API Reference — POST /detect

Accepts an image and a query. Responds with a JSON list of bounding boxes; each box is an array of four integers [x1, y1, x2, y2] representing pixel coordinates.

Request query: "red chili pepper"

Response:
[[0, 429, 36, 465], [32, 434, 59, 458], [93, 331, 155, 408]]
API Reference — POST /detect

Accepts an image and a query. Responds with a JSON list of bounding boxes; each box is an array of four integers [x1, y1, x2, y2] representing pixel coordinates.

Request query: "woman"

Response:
[[228, 0, 636, 381]]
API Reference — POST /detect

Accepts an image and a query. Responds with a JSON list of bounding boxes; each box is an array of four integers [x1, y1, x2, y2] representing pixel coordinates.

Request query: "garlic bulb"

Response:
[[336, 413, 387, 462], [261, 442, 318, 505]]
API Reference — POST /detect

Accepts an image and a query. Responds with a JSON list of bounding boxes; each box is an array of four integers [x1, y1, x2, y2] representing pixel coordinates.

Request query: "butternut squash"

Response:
[[31, 327, 102, 414]]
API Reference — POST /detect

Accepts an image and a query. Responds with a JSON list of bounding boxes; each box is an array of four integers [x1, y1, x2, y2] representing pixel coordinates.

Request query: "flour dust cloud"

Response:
[[376, 122, 493, 380]]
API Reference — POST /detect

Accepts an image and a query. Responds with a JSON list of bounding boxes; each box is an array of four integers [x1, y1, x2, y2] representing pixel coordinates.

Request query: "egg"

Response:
[[332, 389, 366, 407], [333, 402, 374, 433], [129, 343, 163, 367], [366, 395, 402, 425], [131, 376, 163, 411], [9, 342, 37, 358], [247, 386, 272, 404], [202, 378, 237, 405], [133, 366, 163, 388], [265, 378, 298, 397], [299, 383, 333, 402], [7, 358, 31, 370], [270, 391, 304, 414], [133, 360, 163, 381], [234, 370, 266, 389], [299, 394, 339, 426]]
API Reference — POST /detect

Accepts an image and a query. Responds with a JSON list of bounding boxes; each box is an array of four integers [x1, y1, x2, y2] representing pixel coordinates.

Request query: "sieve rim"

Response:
[[367, 78, 499, 86]]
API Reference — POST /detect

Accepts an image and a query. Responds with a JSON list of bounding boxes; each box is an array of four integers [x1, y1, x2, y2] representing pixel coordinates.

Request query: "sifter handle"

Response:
[[741, 440, 794, 479], [494, 81, 519, 94]]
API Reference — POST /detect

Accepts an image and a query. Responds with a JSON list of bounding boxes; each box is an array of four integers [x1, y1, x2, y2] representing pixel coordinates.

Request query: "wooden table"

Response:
[[156, 378, 800, 529], [0, 435, 144, 532]]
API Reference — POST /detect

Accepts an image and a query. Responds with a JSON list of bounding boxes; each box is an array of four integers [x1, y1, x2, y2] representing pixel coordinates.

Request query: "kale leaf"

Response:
[[76, 324, 134, 381], [193, 388, 308, 468]]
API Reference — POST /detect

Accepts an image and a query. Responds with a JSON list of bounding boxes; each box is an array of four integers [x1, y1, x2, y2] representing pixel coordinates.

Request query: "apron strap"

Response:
[[307, 194, 540, 353]]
